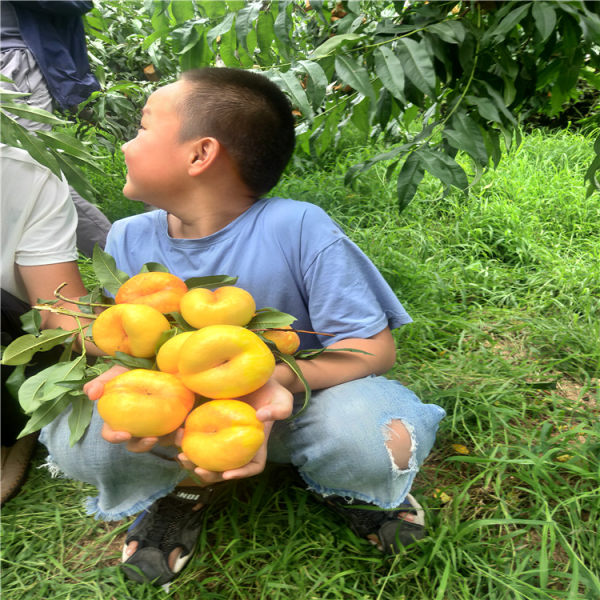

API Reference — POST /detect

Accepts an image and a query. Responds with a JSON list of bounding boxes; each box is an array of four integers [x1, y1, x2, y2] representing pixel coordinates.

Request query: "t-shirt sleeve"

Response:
[[298, 206, 412, 346], [14, 171, 78, 266]]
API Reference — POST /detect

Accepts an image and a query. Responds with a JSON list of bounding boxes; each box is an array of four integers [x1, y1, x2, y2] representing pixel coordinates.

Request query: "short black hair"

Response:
[[178, 68, 295, 197]]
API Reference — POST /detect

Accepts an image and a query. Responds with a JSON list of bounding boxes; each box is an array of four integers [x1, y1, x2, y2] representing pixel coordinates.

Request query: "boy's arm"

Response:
[[273, 327, 397, 394]]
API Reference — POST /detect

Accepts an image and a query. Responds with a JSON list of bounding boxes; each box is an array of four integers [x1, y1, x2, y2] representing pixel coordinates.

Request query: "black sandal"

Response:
[[121, 484, 227, 585], [322, 492, 426, 553]]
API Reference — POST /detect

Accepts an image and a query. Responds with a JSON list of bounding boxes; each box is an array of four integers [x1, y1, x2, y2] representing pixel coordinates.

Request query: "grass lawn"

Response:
[[1, 128, 599, 599]]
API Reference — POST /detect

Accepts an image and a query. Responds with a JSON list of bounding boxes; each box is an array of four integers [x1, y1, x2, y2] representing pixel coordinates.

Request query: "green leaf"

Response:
[[53, 152, 98, 201], [345, 143, 412, 185], [140, 262, 170, 273], [277, 70, 314, 119], [310, 33, 365, 60], [1, 329, 75, 366], [218, 29, 240, 68], [184, 275, 238, 289], [334, 54, 375, 104], [226, 0, 246, 10], [350, 95, 371, 137], [273, 0, 293, 49], [235, 4, 261, 51], [142, 27, 169, 51], [532, 2, 556, 42], [466, 95, 502, 124], [0, 100, 67, 126], [180, 31, 213, 70], [206, 12, 235, 47], [5, 364, 26, 400], [198, 0, 227, 18], [92, 246, 130, 295], [427, 21, 466, 44], [20, 309, 42, 335], [112, 352, 155, 370], [298, 60, 328, 109], [171, 0, 195, 23], [275, 352, 311, 419], [168, 311, 197, 331], [68, 393, 95, 446], [374, 46, 406, 103], [395, 38, 436, 97], [444, 113, 489, 166], [33, 130, 104, 171], [419, 148, 469, 192], [247, 308, 296, 330], [17, 394, 71, 439], [482, 3, 531, 45], [396, 152, 425, 212], [18, 357, 86, 414], [256, 11, 275, 58], [0, 113, 62, 180]]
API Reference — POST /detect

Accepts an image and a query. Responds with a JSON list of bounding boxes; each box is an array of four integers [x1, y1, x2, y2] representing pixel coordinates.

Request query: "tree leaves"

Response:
[[334, 54, 375, 105], [374, 46, 406, 103], [68, 393, 95, 446], [310, 33, 364, 60], [1, 329, 76, 366], [18, 357, 86, 414], [532, 2, 557, 42], [247, 308, 296, 330], [92, 245, 130, 295], [184, 274, 238, 289], [73, 1, 599, 211], [397, 152, 425, 213], [394, 38, 436, 98]]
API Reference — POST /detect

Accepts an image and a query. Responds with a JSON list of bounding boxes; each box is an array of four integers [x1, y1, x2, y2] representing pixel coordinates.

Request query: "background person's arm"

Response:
[[17, 261, 103, 355]]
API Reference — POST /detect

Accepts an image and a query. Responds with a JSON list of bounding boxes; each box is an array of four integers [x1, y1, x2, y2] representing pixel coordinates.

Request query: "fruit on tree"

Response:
[[97, 369, 195, 437], [92, 303, 171, 357], [115, 272, 188, 314], [175, 324, 275, 398], [181, 399, 265, 471], [179, 286, 256, 329]]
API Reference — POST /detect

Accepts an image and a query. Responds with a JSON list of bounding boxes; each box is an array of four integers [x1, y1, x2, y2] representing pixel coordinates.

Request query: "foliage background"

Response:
[[2, 0, 599, 207]]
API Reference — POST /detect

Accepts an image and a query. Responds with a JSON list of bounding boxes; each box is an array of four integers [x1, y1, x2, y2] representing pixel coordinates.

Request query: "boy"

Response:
[[40, 68, 445, 586]]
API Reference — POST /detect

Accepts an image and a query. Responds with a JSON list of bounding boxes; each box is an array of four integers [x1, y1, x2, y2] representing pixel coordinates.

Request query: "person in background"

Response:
[[0, 0, 111, 256], [0, 143, 93, 505]]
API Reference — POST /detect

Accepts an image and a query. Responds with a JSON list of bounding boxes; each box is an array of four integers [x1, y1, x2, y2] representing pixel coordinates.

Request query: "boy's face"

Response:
[[121, 81, 191, 205]]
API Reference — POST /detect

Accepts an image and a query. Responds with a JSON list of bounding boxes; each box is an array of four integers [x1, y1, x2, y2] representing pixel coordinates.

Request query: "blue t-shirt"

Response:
[[106, 198, 411, 350]]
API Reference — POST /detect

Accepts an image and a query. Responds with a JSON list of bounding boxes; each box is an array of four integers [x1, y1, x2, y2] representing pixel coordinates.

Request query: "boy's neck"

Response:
[[165, 191, 256, 239]]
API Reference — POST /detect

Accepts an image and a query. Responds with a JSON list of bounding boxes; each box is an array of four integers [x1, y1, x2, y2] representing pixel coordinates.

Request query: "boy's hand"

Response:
[[176, 377, 293, 483], [84, 364, 177, 452]]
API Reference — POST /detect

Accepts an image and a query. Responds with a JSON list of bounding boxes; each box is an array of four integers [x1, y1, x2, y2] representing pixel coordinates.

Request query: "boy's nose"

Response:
[[121, 140, 129, 153]]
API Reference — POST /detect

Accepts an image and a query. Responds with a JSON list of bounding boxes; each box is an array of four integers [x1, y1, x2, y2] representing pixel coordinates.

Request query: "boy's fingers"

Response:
[[101, 422, 131, 444], [245, 379, 293, 422], [126, 437, 159, 453], [84, 364, 129, 400], [222, 446, 267, 480], [255, 391, 293, 422], [101, 422, 159, 452]]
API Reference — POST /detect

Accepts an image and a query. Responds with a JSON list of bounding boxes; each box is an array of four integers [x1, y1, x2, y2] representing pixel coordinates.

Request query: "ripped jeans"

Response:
[[39, 376, 445, 520]]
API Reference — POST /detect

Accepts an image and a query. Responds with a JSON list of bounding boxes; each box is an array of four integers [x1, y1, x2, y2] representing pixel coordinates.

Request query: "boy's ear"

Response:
[[188, 137, 220, 176]]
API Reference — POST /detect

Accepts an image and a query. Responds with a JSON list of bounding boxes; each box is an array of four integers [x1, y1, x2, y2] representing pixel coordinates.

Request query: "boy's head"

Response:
[[176, 68, 296, 198]]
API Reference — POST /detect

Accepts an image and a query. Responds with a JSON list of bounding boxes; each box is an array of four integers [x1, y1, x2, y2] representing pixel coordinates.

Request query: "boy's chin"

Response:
[[122, 184, 139, 201]]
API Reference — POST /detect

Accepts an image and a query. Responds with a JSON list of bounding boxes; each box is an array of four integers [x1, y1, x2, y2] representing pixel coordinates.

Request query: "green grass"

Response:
[[2, 128, 599, 599]]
